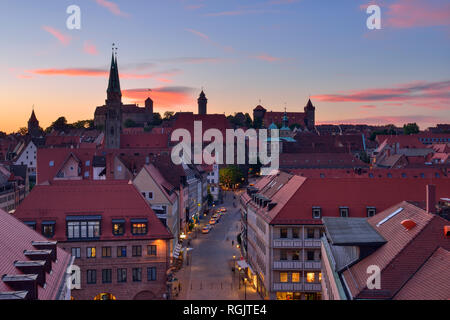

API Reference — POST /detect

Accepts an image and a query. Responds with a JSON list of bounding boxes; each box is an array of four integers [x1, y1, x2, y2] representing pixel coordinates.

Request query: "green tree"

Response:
[[253, 117, 263, 129], [403, 123, 419, 135], [219, 165, 244, 188], [45, 116, 71, 133], [244, 113, 253, 128], [17, 127, 28, 135]]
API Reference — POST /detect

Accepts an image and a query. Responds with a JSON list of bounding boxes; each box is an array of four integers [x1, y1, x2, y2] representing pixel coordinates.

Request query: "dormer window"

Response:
[[312, 207, 322, 219], [112, 219, 125, 236], [367, 207, 376, 217], [131, 219, 148, 235], [339, 207, 349, 217], [42, 221, 55, 238]]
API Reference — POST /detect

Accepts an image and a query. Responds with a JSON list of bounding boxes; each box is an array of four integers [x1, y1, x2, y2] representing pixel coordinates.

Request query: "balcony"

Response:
[[273, 239, 303, 248], [272, 282, 303, 291], [304, 261, 321, 270], [273, 261, 303, 270], [303, 239, 322, 248], [272, 282, 321, 292]]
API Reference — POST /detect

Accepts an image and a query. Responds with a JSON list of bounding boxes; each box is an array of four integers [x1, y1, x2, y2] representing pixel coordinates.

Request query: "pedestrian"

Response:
[[178, 282, 181, 292], [232, 240, 234, 247]]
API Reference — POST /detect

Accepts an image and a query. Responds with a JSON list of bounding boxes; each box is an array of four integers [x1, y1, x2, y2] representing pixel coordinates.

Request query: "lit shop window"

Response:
[[292, 273, 300, 283], [280, 273, 288, 283], [306, 272, 315, 283]]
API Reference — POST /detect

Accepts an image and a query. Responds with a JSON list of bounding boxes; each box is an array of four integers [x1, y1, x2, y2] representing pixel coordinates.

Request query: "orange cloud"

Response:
[[26, 68, 152, 79], [83, 41, 99, 55], [42, 26, 71, 46], [95, 0, 130, 17], [122, 87, 195, 108]]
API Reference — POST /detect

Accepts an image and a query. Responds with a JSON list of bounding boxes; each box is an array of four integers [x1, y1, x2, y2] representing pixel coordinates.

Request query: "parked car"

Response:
[[209, 218, 216, 225], [202, 225, 211, 234]]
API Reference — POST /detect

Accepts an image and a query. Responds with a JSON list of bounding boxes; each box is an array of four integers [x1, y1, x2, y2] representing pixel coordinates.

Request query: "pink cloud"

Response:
[[253, 53, 283, 62], [95, 0, 130, 17], [83, 41, 99, 55], [360, 105, 377, 109], [317, 115, 446, 127], [42, 26, 71, 46], [185, 29, 234, 52], [385, 0, 450, 28], [312, 80, 450, 104]]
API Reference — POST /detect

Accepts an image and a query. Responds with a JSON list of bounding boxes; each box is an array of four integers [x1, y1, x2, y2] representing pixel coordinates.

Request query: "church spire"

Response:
[[107, 45, 121, 104]]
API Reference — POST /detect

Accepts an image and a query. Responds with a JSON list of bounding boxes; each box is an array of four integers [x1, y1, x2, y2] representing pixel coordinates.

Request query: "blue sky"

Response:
[[0, 0, 449, 132]]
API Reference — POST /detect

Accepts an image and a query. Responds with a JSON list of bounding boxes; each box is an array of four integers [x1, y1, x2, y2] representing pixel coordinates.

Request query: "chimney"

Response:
[[426, 184, 436, 214]]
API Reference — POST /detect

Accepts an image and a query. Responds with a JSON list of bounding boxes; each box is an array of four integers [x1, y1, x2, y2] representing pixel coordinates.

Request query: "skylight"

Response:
[[376, 207, 403, 227]]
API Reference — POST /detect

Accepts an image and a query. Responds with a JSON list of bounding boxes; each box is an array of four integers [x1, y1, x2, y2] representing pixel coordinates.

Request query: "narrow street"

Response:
[[174, 190, 260, 300]]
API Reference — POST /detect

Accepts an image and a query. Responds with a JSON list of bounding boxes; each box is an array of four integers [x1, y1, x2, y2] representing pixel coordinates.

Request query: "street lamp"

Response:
[[244, 278, 247, 300]]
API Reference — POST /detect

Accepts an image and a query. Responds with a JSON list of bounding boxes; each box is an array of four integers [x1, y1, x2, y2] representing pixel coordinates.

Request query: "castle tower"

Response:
[[304, 99, 315, 131], [28, 107, 40, 137], [145, 97, 153, 114], [105, 49, 122, 149], [198, 90, 207, 115], [280, 108, 291, 138]]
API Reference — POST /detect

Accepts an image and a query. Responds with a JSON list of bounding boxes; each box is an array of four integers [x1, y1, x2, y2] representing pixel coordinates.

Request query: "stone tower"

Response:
[[28, 107, 40, 137], [198, 90, 207, 115], [304, 99, 315, 131], [105, 51, 122, 149]]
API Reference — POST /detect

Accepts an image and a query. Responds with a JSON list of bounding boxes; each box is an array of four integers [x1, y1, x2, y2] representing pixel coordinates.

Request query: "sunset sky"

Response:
[[0, 0, 449, 133]]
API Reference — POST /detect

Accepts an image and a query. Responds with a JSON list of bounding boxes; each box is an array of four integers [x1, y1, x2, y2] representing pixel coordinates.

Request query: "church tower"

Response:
[[198, 90, 207, 115], [28, 107, 40, 137], [105, 49, 122, 149], [304, 99, 315, 131]]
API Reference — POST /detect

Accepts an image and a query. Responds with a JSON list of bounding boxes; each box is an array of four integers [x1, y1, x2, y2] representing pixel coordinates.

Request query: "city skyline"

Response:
[[1, 0, 449, 133]]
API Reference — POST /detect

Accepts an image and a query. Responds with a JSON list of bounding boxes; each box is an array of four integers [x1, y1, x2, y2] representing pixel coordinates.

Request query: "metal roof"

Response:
[[323, 217, 387, 246]]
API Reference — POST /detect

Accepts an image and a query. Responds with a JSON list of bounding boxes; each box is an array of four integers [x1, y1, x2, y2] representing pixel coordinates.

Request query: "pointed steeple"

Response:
[[106, 46, 122, 103], [282, 108, 289, 129]]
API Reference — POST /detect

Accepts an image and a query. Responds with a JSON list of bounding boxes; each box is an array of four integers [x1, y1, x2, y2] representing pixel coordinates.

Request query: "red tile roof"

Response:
[[120, 133, 169, 149], [242, 172, 450, 226], [341, 201, 450, 299], [0, 208, 72, 300], [279, 153, 368, 169], [393, 247, 450, 300], [13, 180, 173, 241]]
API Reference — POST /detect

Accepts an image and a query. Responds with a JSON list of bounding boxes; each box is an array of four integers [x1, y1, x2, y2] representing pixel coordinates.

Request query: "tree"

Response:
[[152, 113, 162, 126], [253, 117, 263, 129], [45, 116, 71, 133], [124, 119, 138, 128], [163, 111, 175, 121], [403, 123, 419, 135], [289, 123, 302, 130], [244, 113, 253, 128], [17, 127, 28, 135], [219, 165, 244, 189]]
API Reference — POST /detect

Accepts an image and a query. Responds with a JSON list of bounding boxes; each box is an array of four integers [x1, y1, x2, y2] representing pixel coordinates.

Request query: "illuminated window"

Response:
[[292, 272, 300, 282], [319, 273, 322, 282], [280, 272, 288, 283], [131, 219, 148, 235], [87, 247, 96, 258], [306, 272, 315, 283], [112, 220, 125, 236]]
